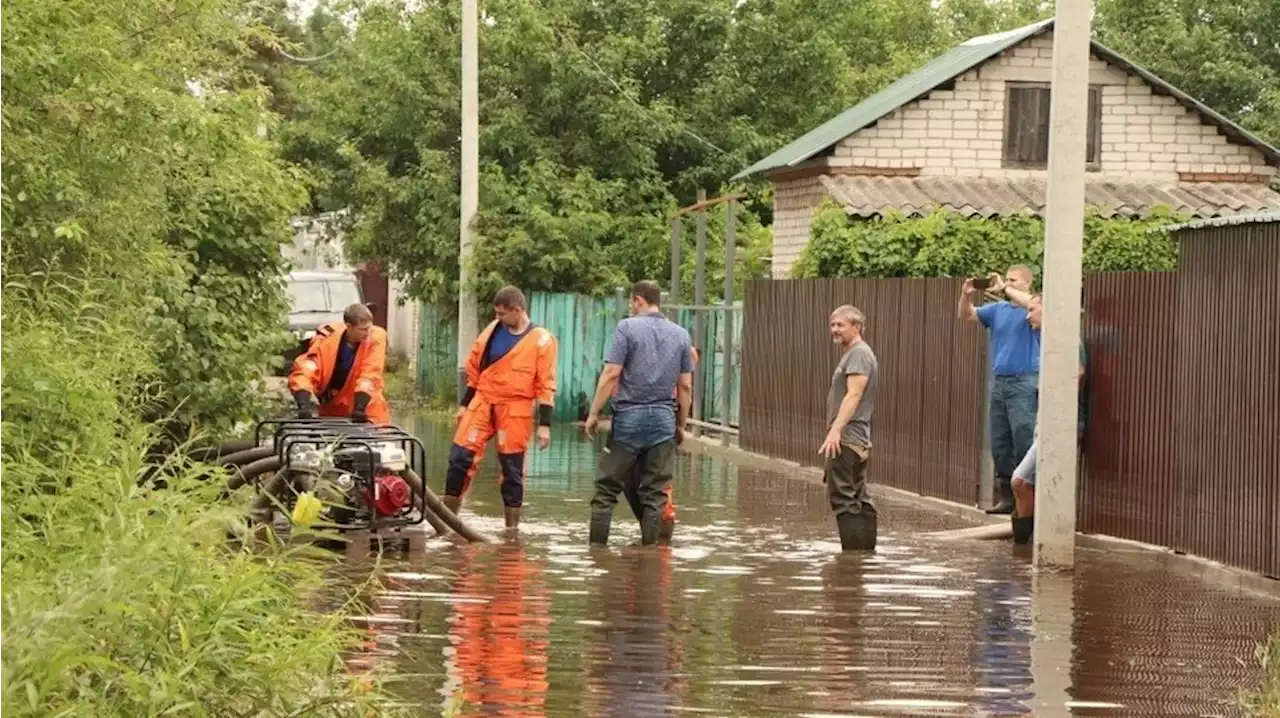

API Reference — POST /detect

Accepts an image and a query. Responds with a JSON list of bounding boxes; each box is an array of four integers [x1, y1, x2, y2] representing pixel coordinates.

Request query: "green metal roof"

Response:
[[734, 18, 1280, 181], [731, 20, 1054, 181]]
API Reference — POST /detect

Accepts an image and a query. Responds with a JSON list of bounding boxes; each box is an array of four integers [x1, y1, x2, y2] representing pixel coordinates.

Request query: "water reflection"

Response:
[[444, 544, 551, 716], [319, 415, 1280, 717]]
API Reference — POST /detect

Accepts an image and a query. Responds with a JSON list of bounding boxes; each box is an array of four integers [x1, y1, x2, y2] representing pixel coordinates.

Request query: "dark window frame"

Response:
[[1002, 82, 1102, 171]]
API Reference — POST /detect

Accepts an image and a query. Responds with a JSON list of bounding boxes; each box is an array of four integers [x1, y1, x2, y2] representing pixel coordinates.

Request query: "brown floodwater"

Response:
[[329, 417, 1279, 717]]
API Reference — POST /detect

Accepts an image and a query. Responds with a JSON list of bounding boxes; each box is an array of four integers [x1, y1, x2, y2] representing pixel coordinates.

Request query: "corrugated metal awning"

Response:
[[820, 175, 1280, 220]]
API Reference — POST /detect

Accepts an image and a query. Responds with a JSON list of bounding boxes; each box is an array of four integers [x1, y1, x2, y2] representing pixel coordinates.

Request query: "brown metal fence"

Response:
[[740, 218, 1279, 576], [739, 277, 986, 505], [1171, 219, 1279, 577]]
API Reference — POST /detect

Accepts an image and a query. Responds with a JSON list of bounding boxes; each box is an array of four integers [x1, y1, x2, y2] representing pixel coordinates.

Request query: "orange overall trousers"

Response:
[[288, 323, 391, 424], [445, 321, 558, 507]]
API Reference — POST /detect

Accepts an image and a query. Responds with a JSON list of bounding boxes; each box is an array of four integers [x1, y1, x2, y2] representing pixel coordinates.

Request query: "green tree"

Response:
[[283, 0, 1026, 304], [3, 0, 305, 429]]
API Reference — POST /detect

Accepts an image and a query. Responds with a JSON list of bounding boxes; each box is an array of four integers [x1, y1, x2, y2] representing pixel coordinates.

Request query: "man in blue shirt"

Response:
[[958, 264, 1040, 514], [583, 280, 693, 547]]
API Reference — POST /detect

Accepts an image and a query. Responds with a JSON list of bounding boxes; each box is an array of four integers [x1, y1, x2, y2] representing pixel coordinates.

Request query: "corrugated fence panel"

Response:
[[415, 302, 459, 399], [1174, 222, 1279, 578], [741, 277, 985, 503], [1079, 273, 1179, 549]]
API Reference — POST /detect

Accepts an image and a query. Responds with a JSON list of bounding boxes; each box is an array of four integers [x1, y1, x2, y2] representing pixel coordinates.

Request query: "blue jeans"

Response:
[[990, 374, 1038, 480], [610, 404, 676, 454]]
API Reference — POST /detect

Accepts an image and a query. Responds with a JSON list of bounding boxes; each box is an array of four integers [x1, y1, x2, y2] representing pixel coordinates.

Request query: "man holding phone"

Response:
[[957, 265, 1040, 514]]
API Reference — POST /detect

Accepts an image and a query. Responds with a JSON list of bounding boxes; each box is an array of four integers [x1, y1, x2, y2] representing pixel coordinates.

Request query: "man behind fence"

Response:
[[818, 305, 879, 552], [957, 265, 1041, 515], [584, 280, 693, 547]]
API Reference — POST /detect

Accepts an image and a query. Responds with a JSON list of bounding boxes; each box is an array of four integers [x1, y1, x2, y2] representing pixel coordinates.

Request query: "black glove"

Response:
[[293, 390, 317, 419], [350, 391, 372, 423]]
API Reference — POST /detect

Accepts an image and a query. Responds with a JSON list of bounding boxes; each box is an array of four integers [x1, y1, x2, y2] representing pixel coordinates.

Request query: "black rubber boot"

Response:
[[657, 516, 675, 545], [986, 477, 1014, 515], [504, 507, 522, 530], [639, 511, 661, 547], [588, 511, 612, 547], [836, 511, 877, 551], [1011, 516, 1034, 545]]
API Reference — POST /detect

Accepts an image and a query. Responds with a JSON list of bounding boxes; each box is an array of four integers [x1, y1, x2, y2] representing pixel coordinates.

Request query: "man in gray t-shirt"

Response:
[[818, 305, 879, 552]]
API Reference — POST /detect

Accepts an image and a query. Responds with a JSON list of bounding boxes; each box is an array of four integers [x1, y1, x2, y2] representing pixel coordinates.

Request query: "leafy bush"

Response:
[[793, 198, 1185, 280], [2, 0, 402, 713], [1, 278, 403, 717]]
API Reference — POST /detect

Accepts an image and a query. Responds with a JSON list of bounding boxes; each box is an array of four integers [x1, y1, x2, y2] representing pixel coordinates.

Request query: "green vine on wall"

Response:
[[792, 197, 1186, 280]]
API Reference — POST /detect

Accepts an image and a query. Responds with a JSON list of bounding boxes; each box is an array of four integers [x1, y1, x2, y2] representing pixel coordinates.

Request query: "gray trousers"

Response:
[[591, 438, 675, 520], [824, 445, 876, 517]]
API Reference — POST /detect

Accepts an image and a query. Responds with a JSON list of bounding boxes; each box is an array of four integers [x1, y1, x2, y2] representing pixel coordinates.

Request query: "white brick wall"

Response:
[[831, 31, 1276, 181], [771, 175, 827, 278]]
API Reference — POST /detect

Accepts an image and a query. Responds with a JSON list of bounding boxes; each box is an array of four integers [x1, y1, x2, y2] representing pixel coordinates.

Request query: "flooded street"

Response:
[[335, 417, 1278, 717]]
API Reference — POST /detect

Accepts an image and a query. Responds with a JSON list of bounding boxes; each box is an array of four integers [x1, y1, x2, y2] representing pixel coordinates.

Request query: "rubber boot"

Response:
[[504, 507, 522, 530], [986, 477, 1014, 515], [1011, 515, 1034, 545], [836, 511, 877, 551], [589, 511, 612, 547], [639, 512, 661, 547], [442, 494, 462, 515], [657, 516, 675, 545]]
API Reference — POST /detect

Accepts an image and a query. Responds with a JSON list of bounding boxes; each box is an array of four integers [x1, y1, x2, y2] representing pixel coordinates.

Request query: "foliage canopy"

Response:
[[792, 199, 1184, 280]]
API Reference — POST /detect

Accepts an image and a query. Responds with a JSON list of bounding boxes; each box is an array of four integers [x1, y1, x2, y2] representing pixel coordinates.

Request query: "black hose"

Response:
[[226, 456, 282, 493], [403, 469, 491, 543], [216, 445, 276, 468], [399, 470, 451, 536], [186, 438, 260, 463], [249, 472, 289, 524]]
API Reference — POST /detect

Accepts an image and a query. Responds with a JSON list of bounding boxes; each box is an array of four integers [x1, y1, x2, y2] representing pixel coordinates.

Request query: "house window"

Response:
[[1003, 83, 1102, 169]]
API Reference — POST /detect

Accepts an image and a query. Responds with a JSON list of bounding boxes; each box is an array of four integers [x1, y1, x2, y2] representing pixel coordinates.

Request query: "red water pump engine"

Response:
[[365, 472, 411, 517]]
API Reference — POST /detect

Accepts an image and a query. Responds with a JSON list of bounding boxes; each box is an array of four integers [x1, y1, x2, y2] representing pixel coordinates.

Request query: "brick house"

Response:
[[734, 19, 1280, 278]]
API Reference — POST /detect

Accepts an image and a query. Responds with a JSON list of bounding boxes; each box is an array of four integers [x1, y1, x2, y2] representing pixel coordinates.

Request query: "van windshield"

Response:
[[288, 281, 331, 313], [328, 281, 362, 309], [287, 278, 362, 314]]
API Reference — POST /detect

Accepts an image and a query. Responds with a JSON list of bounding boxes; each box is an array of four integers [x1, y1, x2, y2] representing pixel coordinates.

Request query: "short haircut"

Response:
[[831, 304, 866, 327], [344, 303, 374, 325], [631, 280, 662, 306], [1008, 264, 1034, 283], [493, 285, 526, 310]]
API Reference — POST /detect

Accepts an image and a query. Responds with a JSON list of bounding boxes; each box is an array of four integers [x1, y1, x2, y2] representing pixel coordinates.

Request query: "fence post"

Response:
[[692, 189, 708, 437], [614, 286, 627, 323], [721, 199, 736, 446], [670, 218, 682, 305]]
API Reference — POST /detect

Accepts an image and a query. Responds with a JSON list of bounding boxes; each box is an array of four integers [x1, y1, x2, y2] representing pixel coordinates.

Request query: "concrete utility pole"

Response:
[[1035, 0, 1091, 569], [456, 0, 480, 399]]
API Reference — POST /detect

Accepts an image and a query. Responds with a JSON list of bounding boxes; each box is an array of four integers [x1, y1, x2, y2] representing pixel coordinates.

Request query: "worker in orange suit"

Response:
[[621, 344, 697, 543], [444, 286, 558, 530], [289, 303, 390, 424]]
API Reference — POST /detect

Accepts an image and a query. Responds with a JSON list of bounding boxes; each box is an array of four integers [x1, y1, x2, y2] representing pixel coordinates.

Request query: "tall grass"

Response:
[[1, 275, 404, 716], [1242, 634, 1280, 718]]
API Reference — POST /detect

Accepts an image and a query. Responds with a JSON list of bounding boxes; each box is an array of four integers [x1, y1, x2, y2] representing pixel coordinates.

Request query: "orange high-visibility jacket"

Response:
[[465, 320, 557, 407], [289, 323, 391, 424]]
